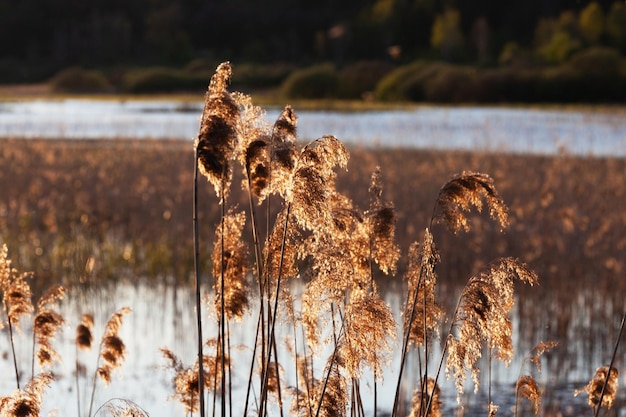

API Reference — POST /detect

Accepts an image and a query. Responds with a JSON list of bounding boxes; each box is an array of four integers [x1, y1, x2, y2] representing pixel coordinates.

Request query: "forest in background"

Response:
[[1, 0, 626, 102]]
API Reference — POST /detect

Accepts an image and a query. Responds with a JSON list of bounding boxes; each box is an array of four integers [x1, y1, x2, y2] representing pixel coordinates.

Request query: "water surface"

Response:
[[1, 99, 625, 156]]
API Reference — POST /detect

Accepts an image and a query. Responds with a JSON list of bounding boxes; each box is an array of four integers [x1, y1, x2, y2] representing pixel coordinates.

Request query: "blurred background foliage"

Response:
[[2, 0, 626, 102]]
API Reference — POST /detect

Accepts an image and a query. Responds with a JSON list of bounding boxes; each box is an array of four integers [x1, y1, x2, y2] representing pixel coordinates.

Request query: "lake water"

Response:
[[1, 99, 626, 156]]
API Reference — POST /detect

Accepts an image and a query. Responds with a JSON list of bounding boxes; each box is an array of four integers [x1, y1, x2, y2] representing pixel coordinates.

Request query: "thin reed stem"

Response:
[[594, 312, 626, 417], [244, 311, 263, 416], [391, 264, 425, 417], [220, 176, 227, 417], [193, 146, 207, 417], [7, 317, 20, 389], [259, 203, 291, 417]]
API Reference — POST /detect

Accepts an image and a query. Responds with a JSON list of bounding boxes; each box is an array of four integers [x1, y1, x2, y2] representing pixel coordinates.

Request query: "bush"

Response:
[[230, 63, 293, 90], [374, 61, 432, 101], [49, 67, 113, 93], [423, 65, 482, 103], [336, 60, 394, 99], [479, 67, 539, 102], [566, 46, 622, 76], [280, 64, 339, 99], [122, 67, 208, 93]]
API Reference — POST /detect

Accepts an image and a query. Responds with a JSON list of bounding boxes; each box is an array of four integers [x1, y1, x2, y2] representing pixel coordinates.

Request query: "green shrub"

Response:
[[123, 67, 207, 93], [423, 65, 481, 102], [49, 67, 113, 93], [231, 63, 293, 90], [336, 60, 394, 99], [374, 61, 431, 101], [566, 46, 622, 76], [479, 67, 539, 102], [280, 64, 339, 99]]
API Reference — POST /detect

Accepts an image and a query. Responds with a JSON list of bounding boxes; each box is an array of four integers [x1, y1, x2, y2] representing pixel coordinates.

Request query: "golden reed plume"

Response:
[[404, 230, 445, 348], [575, 365, 620, 410], [76, 314, 94, 350], [366, 167, 400, 275], [33, 285, 65, 369], [195, 62, 241, 198], [211, 209, 250, 321], [516, 375, 541, 414], [0, 244, 34, 332], [161, 347, 213, 414], [434, 171, 509, 233], [97, 307, 131, 385], [0, 373, 53, 417], [408, 378, 442, 417], [446, 258, 538, 397]]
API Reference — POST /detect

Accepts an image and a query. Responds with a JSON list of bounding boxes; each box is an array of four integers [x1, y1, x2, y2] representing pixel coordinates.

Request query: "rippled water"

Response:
[[0, 282, 622, 417], [1, 99, 626, 156]]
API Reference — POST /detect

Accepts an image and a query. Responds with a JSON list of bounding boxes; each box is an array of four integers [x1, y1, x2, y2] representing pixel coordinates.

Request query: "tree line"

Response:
[[1, 0, 625, 85]]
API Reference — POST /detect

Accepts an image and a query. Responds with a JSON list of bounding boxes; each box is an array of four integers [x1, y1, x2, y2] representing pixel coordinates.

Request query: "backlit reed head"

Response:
[[33, 285, 65, 369], [516, 375, 541, 414], [340, 292, 396, 379], [290, 135, 348, 232], [404, 231, 445, 348], [366, 167, 400, 275], [76, 314, 94, 350], [195, 62, 240, 198], [0, 373, 53, 417], [0, 247, 34, 331], [408, 378, 442, 417], [435, 171, 509, 233], [97, 307, 131, 385], [575, 365, 620, 410], [446, 258, 538, 398], [161, 348, 211, 414], [211, 210, 250, 321]]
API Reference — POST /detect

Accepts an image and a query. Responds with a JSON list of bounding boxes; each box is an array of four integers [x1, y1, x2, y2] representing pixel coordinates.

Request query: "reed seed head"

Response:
[[340, 292, 396, 378], [97, 307, 131, 385], [76, 314, 94, 350], [575, 365, 620, 410], [516, 374, 541, 414], [408, 378, 442, 417], [211, 209, 250, 321], [446, 258, 538, 398], [404, 231, 444, 347], [0, 373, 53, 417], [195, 62, 240, 198], [435, 171, 509, 233]]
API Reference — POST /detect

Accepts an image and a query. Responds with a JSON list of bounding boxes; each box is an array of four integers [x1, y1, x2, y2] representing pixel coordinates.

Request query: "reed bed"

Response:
[[0, 62, 624, 416]]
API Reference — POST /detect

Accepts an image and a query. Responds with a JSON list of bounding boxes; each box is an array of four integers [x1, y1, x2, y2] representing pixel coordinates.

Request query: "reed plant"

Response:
[[169, 61, 609, 417]]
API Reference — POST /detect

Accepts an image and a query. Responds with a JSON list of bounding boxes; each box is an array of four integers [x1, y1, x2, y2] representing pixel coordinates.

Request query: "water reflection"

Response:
[[1, 100, 626, 156], [0, 280, 621, 417]]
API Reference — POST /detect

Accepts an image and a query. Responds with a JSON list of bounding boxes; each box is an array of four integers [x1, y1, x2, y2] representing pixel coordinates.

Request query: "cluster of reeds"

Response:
[[0, 243, 137, 417], [160, 62, 624, 417]]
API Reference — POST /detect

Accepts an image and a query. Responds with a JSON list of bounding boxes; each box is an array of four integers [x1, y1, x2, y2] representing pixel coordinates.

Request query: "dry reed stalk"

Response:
[[194, 61, 245, 417], [575, 365, 620, 411]]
